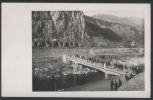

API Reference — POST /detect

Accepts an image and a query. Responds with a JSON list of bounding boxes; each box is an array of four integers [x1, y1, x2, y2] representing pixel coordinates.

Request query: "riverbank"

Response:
[[118, 72, 144, 91]]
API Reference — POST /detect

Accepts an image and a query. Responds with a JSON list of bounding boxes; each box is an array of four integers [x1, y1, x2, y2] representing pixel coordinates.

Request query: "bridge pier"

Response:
[[105, 73, 109, 79], [62, 55, 68, 63]]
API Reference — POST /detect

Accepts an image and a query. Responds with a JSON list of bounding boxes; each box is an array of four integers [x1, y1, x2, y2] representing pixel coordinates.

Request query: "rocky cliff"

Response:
[[32, 11, 86, 42], [32, 11, 144, 48]]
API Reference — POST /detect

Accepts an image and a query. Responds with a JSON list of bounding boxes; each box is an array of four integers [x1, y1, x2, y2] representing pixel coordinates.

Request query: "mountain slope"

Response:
[[84, 15, 144, 47], [85, 21, 122, 42], [85, 15, 140, 41], [93, 14, 144, 32]]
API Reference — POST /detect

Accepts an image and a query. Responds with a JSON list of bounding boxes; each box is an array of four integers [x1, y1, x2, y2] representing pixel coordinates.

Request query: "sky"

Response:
[[83, 11, 144, 19]]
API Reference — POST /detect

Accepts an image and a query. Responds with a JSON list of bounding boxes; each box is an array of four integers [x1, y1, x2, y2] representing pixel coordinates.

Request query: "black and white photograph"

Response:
[[2, 3, 151, 97], [32, 10, 145, 91]]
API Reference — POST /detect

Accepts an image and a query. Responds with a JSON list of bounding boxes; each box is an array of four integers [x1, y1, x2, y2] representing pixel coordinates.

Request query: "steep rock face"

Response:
[[32, 11, 86, 41], [50, 11, 86, 40], [32, 11, 56, 40]]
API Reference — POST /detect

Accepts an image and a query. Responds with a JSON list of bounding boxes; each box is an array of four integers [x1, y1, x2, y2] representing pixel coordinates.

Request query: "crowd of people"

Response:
[[110, 65, 144, 91], [74, 55, 112, 66], [72, 54, 127, 72], [113, 62, 127, 70], [72, 55, 144, 74], [111, 78, 122, 91], [125, 65, 144, 81]]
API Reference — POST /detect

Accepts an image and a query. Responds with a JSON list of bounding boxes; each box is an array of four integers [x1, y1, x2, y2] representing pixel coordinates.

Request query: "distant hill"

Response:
[[84, 15, 144, 47], [85, 20, 122, 42], [93, 14, 144, 32]]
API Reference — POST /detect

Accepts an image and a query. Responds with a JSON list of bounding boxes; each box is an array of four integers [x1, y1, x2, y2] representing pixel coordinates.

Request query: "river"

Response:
[[64, 78, 111, 91]]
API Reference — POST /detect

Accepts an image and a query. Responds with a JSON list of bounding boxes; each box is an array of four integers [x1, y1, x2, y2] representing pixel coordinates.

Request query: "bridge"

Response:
[[63, 55, 126, 79]]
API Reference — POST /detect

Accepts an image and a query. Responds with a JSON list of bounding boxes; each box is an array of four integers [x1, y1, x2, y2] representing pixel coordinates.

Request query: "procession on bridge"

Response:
[[61, 54, 144, 91]]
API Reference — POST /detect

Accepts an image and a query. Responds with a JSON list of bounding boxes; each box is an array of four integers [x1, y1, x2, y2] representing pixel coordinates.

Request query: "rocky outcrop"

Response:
[[32, 11, 56, 39], [32, 11, 86, 48], [32, 11, 144, 48], [50, 11, 86, 40], [32, 11, 86, 41]]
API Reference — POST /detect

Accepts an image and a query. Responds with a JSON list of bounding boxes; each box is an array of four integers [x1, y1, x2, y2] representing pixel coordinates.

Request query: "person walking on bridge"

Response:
[[104, 62, 106, 69]]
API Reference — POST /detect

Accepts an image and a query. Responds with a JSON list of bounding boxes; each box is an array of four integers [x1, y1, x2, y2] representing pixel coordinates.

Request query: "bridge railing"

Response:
[[67, 56, 126, 75], [69, 57, 124, 75]]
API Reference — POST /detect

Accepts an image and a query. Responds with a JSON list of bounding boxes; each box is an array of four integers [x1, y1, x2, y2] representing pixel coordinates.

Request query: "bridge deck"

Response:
[[66, 56, 126, 76]]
